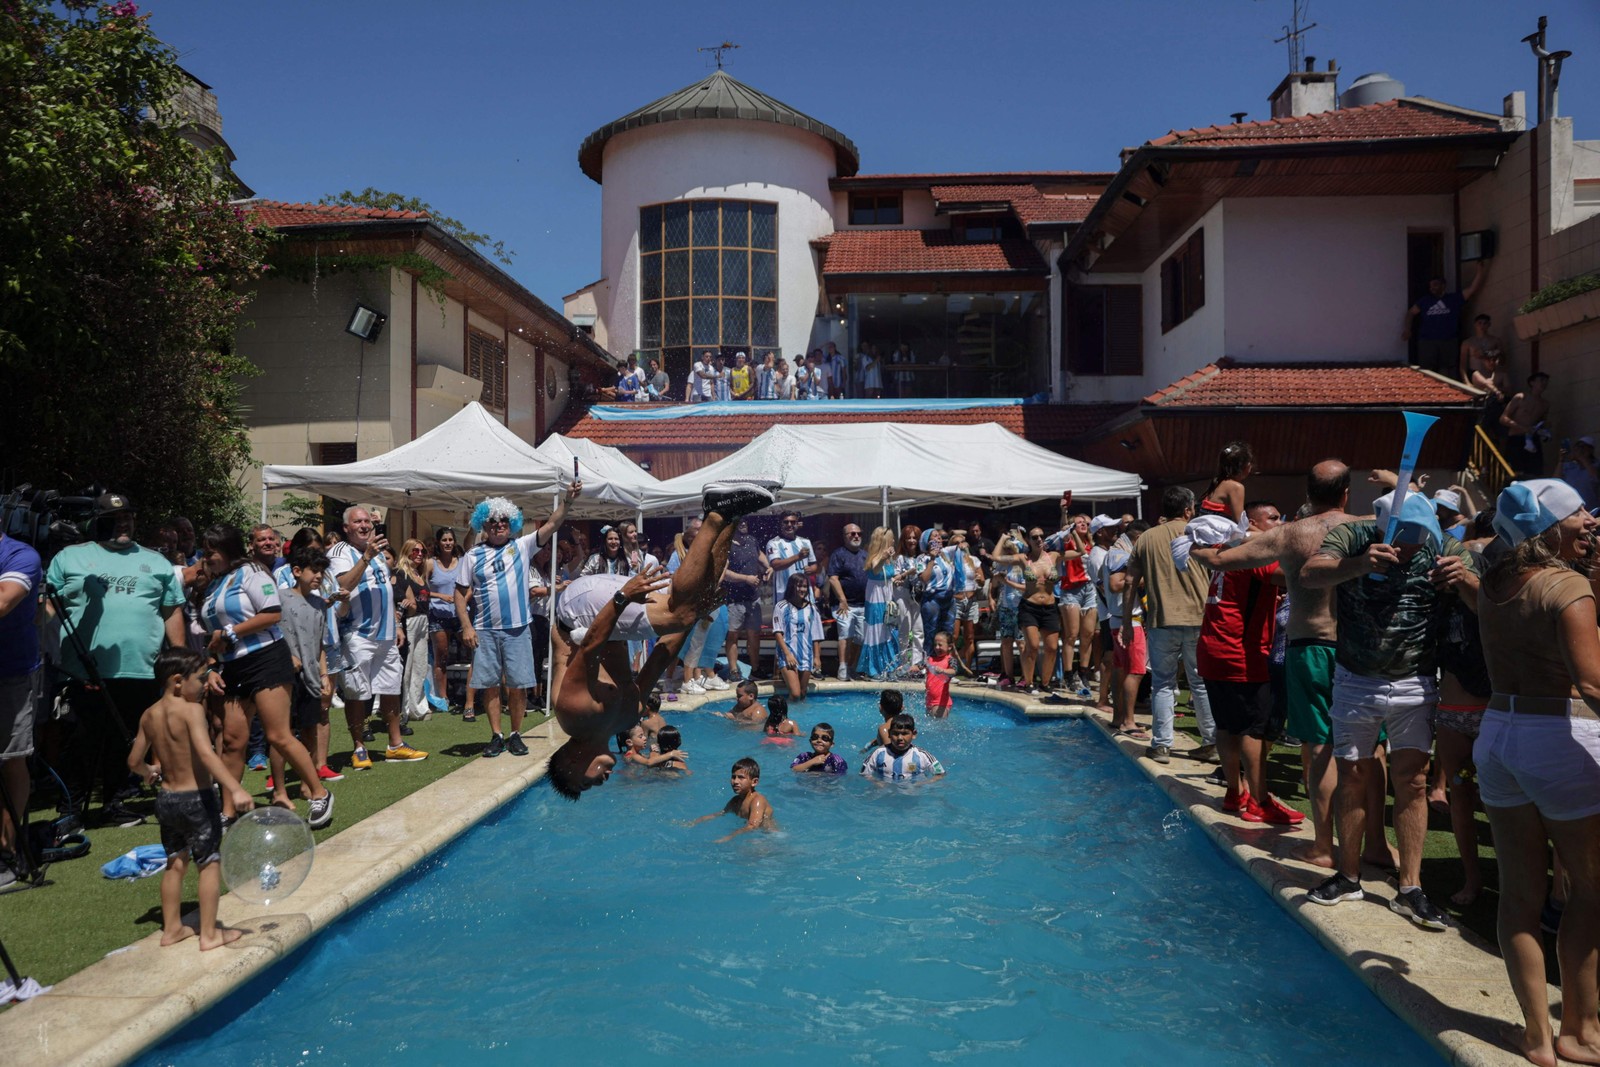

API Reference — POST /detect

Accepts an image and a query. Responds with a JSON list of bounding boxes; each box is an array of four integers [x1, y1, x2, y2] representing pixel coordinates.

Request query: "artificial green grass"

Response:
[[0, 708, 543, 990]]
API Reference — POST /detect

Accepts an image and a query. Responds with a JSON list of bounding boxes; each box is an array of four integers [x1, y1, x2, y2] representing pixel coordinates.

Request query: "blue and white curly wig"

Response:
[[470, 496, 524, 535]]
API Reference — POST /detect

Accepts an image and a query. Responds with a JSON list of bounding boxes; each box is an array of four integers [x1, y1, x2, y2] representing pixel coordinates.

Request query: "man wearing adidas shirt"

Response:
[[457, 483, 580, 758], [328, 506, 425, 769]]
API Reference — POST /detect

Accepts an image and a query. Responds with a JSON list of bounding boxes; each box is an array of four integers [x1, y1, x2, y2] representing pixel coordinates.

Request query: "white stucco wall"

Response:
[[597, 118, 838, 361], [1223, 195, 1453, 362], [1138, 203, 1226, 398]]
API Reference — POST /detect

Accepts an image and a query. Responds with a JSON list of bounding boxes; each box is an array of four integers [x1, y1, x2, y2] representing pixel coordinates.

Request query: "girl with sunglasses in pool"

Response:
[[790, 722, 848, 774]]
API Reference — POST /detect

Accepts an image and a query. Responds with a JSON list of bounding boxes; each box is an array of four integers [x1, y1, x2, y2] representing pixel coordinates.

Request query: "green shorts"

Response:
[[1285, 640, 1336, 745]]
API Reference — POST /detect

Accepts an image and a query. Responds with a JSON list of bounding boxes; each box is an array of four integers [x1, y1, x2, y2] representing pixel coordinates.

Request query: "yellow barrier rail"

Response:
[[1467, 425, 1516, 501]]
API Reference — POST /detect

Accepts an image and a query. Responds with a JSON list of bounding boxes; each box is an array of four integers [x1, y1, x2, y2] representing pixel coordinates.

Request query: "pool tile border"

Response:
[[0, 680, 1551, 1066]]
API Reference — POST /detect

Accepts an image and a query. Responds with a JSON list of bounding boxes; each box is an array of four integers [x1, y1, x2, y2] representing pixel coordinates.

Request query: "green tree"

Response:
[[319, 188, 515, 267], [0, 0, 272, 530]]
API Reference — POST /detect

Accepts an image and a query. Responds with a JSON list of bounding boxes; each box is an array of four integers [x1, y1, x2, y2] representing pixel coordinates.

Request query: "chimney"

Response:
[[1502, 90, 1527, 132], [1268, 58, 1339, 119]]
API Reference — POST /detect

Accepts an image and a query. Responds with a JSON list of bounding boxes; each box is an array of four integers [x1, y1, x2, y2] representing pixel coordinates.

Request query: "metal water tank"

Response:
[[1340, 72, 1406, 109]]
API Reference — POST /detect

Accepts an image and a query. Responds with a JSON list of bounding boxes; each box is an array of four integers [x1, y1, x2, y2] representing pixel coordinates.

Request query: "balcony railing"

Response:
[[1467, 425, 1515, 501]]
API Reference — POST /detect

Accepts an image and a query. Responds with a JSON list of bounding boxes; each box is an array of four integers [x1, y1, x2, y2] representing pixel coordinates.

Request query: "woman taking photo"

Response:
[[395, 539, 429, 722], [916, 528, 963, 660], [857, 527, 899, 679], [1475, 479, 1600, 1067], [200, 524, 333, 829]]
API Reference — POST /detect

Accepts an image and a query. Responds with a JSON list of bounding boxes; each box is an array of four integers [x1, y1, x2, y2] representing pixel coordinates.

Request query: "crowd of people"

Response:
[[602, 341, 950, 404]]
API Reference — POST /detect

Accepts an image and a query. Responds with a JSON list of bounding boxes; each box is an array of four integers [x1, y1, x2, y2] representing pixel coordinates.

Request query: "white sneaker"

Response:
[[681, 679, 706, 695], [703, 676, 729, 691], [836, 668, 849, 681]]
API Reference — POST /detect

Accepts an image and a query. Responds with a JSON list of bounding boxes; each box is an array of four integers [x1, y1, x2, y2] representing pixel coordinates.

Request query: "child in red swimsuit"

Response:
[[925, 631, 957, 718]]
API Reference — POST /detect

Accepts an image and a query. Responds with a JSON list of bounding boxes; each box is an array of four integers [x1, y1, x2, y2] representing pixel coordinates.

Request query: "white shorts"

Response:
[[1475, 710, 1600, 821], [341, 634, 402, 700], [556, 574, 659, 644], [1329, 665, 1435, 761], [834, 605, 867, 643]]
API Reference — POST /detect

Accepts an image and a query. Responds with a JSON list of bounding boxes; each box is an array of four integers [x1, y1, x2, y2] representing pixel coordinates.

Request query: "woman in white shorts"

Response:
[[1475, 478, 1600, 1066]]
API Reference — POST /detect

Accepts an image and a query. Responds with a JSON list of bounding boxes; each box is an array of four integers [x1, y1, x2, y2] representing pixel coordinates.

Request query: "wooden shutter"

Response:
[[466, 328, 508, 410], [1105, 286, 1143, 375]]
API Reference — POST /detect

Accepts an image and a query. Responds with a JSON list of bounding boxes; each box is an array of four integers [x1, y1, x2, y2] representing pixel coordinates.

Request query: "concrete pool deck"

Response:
[[0, 680, 1552, 1065]]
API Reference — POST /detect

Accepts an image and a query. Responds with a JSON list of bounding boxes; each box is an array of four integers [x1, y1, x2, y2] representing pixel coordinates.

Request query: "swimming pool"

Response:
[[140, 693, 1438, 1064]]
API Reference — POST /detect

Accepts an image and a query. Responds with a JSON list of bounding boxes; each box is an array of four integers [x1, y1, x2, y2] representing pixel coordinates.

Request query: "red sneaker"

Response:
[[317, 765, 345, 782], [1260, 795, 1306, 825], [1221, 789, 1252, 813], [1239, 796, 1267, 822], [264, 776, 274, 791]]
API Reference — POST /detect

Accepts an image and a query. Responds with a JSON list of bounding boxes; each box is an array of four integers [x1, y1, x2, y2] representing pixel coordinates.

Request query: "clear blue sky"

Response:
[[146, 0, 1599, 308]]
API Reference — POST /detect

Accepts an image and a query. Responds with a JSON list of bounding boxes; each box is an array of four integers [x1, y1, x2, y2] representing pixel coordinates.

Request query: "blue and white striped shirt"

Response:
[[773, 599, 816, 672], [860, 745, 945, 780], [765, 535, 814, 604], [201, 565, 283, 662], [326, 542, 395, 641], [921, 546, 966, 598], [460, 531, 545, 631]]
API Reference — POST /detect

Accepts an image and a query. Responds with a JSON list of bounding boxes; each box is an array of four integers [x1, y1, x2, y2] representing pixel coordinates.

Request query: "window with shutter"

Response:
[[1066, 284, 1142, 376], [466, 328, 508, 411], [1159, 228, 1205, 333]]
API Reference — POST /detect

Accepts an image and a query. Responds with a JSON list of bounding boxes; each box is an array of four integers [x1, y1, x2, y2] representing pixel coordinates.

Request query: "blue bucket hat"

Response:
[[1494, 479, 1585, 546], [1372, 490, 1444, 550]]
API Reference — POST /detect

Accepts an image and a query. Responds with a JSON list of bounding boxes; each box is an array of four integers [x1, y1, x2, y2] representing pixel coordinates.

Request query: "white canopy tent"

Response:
[[531, 433, 660, 505], [635, 422, 1144, 520], [260, 402, 646, 518]]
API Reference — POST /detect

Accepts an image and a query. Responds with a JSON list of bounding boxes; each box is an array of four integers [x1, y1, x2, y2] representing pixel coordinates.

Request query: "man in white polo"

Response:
[[328, 507, 425, 769]]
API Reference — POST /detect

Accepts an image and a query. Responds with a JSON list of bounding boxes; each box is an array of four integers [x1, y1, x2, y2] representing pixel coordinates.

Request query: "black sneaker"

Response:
[[1309, 873, 1366, 907], [505, 732, 529, 757], [484, 732, 505, 758], [702, 479, 782, 519], [1205, 766, 1228, 786], [99, 801, 146, 828], [1390, 887, 1449, 931], [307, 792, 334, 831], [399, 723, 414, 736], [1146, 744, 1171, 765], [361, 728, 375, 743]]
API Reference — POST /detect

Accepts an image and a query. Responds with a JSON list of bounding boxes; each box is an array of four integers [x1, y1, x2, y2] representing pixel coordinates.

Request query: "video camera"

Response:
[[0, 485, 99, 563]]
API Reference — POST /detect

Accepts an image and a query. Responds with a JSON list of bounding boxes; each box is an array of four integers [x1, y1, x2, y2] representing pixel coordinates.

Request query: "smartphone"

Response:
[[374, 522, 387, 536], [573, 457, 580, 480]]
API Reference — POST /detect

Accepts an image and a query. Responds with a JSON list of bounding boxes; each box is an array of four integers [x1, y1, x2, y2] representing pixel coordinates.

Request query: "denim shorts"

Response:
[[469, 625, 536, 689], [953, 597, 982, 624], [834, 605, 866, 642], [1058, 583, 1098, 612], [427, 610, 460, 635]]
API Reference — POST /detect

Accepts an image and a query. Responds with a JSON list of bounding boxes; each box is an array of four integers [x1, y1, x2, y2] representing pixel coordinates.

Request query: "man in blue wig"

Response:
[[455, 481, 581, 758], [1300, 488, 1478, 931]]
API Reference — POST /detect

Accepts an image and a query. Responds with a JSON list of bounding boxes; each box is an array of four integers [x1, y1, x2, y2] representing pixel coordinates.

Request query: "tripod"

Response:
[[43, 584, 134, 813]]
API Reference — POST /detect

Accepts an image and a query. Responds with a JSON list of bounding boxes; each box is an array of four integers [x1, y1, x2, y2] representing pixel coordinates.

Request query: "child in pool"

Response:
[[763, 694, 800, 741], [639, 693, 667, 744], [865, 689, 904, 751], [924, 631, 958, 719], [861, 713, 945, 781], [717, 679, 764, 723], [690, 757, 776, 842], [773, 573, 816, 701], [654, 724, 690, 774], [790, 722, 848, 774], [127, 647, 255, 951], [617, 722, 689, 769]]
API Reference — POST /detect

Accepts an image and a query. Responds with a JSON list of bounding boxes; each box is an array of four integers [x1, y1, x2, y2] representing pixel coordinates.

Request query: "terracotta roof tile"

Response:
[[551, 402, 1134, 449], [815, 229, 1046, 275], [929, 183, 1098, 226], [1147, 98, 1502, 149], [242, 200, 431, 228], [1144, 360, 1478, 408]]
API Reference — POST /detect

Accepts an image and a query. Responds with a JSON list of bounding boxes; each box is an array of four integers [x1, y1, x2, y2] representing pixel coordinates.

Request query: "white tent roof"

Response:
[[532, 434, 660, 499], [635, 422, 1143, 515], [261, 403, 644, 516]]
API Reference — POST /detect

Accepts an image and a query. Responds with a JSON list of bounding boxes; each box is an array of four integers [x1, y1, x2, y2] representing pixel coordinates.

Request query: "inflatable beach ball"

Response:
[[220, 807, 315, 906]]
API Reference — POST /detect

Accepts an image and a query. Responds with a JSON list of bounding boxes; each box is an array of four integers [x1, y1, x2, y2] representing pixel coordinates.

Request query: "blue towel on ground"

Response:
[[100, 845, 167, 880]]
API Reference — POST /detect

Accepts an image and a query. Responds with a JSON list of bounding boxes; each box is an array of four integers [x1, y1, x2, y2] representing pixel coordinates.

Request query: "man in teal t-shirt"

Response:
[[44, 493, 185, 825]]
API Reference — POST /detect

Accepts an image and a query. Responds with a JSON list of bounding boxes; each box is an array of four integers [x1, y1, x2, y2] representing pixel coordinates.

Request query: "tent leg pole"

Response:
[[544, 492, 559, 742], [260, 486, 268, 524], [1136, 494, 1144, 519], [880, 486, 889, 531]]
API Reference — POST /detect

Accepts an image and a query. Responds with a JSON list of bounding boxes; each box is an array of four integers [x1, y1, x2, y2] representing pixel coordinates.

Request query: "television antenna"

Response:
[[1271, 0, 1317, 72], [698, 41, 740, 69]]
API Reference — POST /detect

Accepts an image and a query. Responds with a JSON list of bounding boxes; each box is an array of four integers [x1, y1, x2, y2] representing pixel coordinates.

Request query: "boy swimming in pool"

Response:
[[861, 713, 946, 781], [716, 679, 764, 723], [690, 757, 776, 842], [865, 689, 903, 751]]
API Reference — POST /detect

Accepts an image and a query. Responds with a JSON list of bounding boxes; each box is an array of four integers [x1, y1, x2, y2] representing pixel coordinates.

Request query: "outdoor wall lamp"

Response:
[[345, 304, 387, 343]]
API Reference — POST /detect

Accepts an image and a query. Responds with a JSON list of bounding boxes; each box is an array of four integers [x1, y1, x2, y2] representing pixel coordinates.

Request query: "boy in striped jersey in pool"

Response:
[[455, 484, 580, 758], [861, 713, 945, 781]]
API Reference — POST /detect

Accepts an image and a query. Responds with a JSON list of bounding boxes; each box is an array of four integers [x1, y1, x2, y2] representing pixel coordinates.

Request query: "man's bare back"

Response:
[[1197, 508, 1356, 642]]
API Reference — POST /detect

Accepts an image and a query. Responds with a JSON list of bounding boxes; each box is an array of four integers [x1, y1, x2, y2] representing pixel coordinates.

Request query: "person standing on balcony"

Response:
[[824, 342, 848, 399], [730, 352, 753, 400], [644, 357, 671, 402], [691, 350, 717, 403], [1459, 314, 1506, 387], [756, 351, 777, 400], [891, 342, 917, 398], [1403, 266, 1486, 376], [1560, 436, 1600, 511], [861, 344, 885, 399]]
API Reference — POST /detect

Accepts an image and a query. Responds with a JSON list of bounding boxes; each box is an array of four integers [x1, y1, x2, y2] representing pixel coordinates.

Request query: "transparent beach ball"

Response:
[[220, 807, 315, 906]]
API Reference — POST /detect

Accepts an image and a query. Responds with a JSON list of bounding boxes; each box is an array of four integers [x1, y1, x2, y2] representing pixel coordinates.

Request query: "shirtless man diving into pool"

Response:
[[547, 480, 780, 800]]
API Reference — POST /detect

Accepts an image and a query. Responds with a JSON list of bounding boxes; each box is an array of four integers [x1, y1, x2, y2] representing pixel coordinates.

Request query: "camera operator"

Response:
[[43, 492, 185, 826], [0, 527, 43, 878]]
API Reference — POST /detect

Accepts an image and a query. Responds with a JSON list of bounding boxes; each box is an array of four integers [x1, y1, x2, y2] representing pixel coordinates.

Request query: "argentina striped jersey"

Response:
[[200, 565, 284, 661], [326, 542, 395, 641], [461, 531, 544, 631], [860, 745, 945, 780]]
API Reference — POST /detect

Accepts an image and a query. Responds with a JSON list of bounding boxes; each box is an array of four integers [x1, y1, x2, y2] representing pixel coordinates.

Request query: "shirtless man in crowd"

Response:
[[991, 527, 1065, 693], [1188, 459, 1394, 870]]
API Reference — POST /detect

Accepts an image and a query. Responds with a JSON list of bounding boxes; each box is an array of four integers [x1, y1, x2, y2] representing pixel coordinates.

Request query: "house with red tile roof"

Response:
[[231, 197, 616, 529]]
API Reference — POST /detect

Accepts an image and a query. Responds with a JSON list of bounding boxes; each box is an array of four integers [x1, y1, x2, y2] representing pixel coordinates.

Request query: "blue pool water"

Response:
[[142, 694, 1438, 1065]]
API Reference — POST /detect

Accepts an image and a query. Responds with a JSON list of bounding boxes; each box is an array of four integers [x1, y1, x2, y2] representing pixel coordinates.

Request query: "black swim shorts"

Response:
[[1017, 599, 1060, 634], [156, 788, 224, 867]]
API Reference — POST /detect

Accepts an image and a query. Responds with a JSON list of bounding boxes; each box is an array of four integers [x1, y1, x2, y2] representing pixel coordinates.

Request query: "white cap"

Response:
[[1431, 489, 1462, 513], [1581, 435, 1596, 447], [1089, 514, 1120, 535]]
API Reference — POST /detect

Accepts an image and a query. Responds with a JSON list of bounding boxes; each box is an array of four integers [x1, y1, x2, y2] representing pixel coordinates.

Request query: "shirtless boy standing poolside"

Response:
[[690, 757, 776, 842], [128, 647, 255, 950]]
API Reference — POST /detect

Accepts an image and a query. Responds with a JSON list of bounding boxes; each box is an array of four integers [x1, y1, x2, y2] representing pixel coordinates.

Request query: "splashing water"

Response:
[[1161, 810, 1189, 838]]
